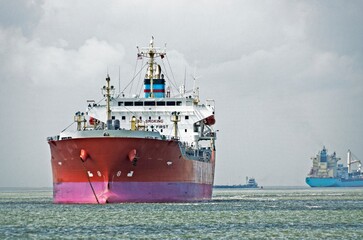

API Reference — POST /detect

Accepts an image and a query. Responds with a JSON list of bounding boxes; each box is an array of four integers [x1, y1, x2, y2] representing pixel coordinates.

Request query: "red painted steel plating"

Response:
[[49, 137, 216, 203]]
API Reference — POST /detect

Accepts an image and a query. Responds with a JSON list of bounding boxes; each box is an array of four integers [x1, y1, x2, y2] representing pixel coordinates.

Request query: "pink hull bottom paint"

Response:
[[53, 182, 213, 204]]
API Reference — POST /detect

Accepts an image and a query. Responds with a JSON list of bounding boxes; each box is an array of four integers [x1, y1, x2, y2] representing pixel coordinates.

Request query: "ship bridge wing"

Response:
[[193, 105, 215, 124]]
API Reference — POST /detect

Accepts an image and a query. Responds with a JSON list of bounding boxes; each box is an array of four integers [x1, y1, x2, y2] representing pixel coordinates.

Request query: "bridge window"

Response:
[[177, 101, 182, 106], [185, 116, 189, 120], [166, 101, 175, 106], [125, 101, 133, 106], [135, 101, 143, 106], [118, 102, 124, 106], [157, 101, 166, 106], [145, 101, 155, 106]]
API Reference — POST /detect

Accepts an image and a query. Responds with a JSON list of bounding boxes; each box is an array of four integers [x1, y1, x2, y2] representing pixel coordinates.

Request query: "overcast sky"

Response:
[[1, 0, 362, 187]]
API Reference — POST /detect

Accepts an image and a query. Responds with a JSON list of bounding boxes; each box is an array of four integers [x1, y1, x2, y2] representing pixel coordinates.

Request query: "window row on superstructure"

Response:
[[113, 115, 190, 121], [117, 100, 192, 107]]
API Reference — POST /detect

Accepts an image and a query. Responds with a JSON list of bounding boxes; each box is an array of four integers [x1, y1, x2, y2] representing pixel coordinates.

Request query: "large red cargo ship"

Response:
[[47, 38, 217, 203]]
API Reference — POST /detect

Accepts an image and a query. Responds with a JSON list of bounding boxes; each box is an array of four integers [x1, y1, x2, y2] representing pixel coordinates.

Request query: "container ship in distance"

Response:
[[47, 38, 217, 203], [306, 147, 363, 187]]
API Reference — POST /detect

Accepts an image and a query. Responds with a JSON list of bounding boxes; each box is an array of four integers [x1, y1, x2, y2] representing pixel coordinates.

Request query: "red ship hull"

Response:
[[49, 137, 216, 203]]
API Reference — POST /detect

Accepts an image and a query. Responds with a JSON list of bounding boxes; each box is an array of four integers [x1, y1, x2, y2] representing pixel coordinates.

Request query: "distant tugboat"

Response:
[[243, 177, 259, 188], [306, 146, 363, 187], [214, 177, 260, 189]]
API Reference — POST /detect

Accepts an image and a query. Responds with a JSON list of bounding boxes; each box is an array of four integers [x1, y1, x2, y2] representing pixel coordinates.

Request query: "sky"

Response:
[[0, 0, 362, 187]]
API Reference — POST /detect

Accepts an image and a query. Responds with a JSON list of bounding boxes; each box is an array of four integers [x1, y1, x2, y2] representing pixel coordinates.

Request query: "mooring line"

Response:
[[80, 159, 100, 204]]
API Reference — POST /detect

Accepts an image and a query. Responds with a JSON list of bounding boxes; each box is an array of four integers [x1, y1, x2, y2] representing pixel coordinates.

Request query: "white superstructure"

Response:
[[87, 96, 215, 145], [55, 38, 216, 158]]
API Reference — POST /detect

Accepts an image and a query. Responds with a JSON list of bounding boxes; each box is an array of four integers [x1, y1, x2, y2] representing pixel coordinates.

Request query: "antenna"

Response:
[[184, 66, 186, 90], [191, 66, 201, 92], [118, 66, 121, 95], [191, 66, 201, 103], [179, 66, 186, 97]]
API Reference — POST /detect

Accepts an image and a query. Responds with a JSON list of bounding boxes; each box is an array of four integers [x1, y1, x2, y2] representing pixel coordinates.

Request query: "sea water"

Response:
[[0, 187, 363, 239]]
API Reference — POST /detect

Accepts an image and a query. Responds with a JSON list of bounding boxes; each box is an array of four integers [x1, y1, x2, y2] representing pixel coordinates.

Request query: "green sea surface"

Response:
[[0, 187, 362, 239]]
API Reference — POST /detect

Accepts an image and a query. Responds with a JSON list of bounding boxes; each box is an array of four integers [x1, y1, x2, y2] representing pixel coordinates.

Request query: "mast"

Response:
[[148, 38, 155, 98], [102, 74, 114, 121], [138, 37, 166, 98], [347, 149, 352, 173], [171, 111, 180, 139], [347, 150, 362, 173]]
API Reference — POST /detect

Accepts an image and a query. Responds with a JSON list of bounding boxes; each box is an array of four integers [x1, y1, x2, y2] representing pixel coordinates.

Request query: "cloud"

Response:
[[305, 1, 363, 58], [0, 28, 126, 87], [200, 38, 363, 185], [0, 0, 44, 36]]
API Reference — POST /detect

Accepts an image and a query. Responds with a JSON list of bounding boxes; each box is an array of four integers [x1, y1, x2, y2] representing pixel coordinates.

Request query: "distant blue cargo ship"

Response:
[[306, 147, 363, 187]]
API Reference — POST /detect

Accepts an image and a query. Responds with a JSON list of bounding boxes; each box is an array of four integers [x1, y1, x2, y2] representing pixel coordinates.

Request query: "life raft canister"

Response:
[[89, 117, 95, 125], [203, 115, 216, 126]]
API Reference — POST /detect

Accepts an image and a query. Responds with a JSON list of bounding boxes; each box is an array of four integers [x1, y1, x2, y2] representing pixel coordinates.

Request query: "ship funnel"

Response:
[[320, 147, 327, 162], [139, 38, 166, 98], [144, 64, 164, 97]]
